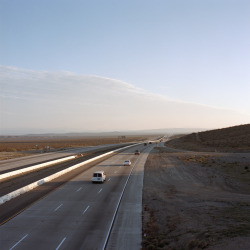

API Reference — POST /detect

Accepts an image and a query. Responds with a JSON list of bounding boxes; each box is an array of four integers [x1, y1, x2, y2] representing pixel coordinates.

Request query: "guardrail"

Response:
[[0, 143, 141, 205]]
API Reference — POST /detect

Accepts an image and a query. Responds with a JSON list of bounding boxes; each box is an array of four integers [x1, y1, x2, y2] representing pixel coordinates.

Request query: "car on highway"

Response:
[[135, 150, 140, 155], [92, 171, 106, 183], [124, 160, 131, 166]]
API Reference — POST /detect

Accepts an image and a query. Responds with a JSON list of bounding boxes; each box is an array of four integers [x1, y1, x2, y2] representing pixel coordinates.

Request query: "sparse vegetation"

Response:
[[165, 124, 250, 152], [143, 149, 250, 249], [143, 124, 250, 249], [0, 135, 148, 160]]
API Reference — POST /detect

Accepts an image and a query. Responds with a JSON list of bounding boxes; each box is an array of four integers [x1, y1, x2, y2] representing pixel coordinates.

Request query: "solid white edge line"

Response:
[[1, 141, 143, 181], [55, 237, 66, 250], [54, 204, 63, 212], [9, 234, 28, 250], [101, 156, 141, 250], [0, 143, 142, 205]]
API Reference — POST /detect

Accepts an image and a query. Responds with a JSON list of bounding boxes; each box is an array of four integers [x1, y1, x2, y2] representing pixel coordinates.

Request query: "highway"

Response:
[[0, 143, 154, 250], [0, 143, 129, 174]]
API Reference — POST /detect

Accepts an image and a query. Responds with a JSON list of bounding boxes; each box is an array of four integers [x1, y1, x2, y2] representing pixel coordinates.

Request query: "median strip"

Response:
[[0, 155, 76, 181], [0, 143, 141, 205]]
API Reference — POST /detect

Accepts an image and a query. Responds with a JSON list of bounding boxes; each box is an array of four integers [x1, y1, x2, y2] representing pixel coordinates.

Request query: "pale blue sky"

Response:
[[0, 0, 250, 133]]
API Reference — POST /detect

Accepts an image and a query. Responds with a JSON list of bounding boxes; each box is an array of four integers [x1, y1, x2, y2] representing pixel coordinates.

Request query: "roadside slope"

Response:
[[165, 124, 250, 152], [142, 147, 250, 249]]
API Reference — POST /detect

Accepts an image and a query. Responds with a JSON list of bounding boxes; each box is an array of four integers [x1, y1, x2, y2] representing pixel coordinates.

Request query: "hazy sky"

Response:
[[1, 0, 250, 134]]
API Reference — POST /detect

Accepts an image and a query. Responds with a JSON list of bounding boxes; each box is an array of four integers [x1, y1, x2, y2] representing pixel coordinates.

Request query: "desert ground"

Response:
[[166, 124, 250, 153], [1, 125, 250, 249], [142, 126, 250, 250], [0, 135, 147, 161]]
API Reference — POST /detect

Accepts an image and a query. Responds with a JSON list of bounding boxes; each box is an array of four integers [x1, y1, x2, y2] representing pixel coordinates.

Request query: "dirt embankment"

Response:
[[165, 124, 250, 153], [142, 147, 250, 249]]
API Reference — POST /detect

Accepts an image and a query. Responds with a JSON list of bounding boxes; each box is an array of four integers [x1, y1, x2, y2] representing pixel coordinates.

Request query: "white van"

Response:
[[124, 160, 131, 166], [92, 171, 106, 183]]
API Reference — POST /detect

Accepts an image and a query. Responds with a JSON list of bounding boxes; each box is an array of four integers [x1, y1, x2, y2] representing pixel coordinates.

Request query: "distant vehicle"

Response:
[[135, 150, 140, 155], [124, 160, 131, 166], [76, 153, 84, 158], [144, 143, 147, 146], [92, 171, 106, 183]]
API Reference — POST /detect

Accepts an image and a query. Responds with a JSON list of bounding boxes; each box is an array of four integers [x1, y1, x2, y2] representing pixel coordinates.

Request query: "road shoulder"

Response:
[[106, 146, 153, 250]]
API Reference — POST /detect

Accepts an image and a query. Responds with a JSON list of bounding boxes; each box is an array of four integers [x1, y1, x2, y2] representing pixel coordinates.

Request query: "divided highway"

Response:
[[0, 143, 131, 174], [0, 143, 154, 250]]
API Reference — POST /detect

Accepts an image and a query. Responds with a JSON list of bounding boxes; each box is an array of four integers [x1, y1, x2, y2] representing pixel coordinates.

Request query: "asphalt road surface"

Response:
[[0, 143, 129, 174], [0, 144, 154, 250]]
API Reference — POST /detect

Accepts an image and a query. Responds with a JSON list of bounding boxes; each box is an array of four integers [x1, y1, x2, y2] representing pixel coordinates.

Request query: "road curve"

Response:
[[0, 144, 153, 250]]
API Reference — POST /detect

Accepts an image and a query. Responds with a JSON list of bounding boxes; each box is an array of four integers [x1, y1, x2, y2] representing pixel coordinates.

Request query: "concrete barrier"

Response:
[[0, 155, 76, 181], [0, 143, 140, 205]]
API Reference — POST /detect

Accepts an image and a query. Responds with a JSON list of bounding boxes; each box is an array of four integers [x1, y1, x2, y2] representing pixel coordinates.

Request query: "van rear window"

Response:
[[93, 173, 102, 177]]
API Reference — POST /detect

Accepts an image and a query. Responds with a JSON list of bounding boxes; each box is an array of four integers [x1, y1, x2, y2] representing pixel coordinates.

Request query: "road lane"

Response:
[[105, 145, 153, 250], [0, 144, 153, 250], [0, 143, 130, 173], [0, 143, 138, 199]]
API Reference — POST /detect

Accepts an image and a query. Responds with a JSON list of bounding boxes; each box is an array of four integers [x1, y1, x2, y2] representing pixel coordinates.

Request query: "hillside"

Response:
[[165, 124, 250, 152]]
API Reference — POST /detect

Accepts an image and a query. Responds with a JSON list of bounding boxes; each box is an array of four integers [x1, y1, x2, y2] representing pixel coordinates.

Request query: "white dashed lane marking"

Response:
[[82, 205, 90, 215], [9, 234, 28, 250], [54, 204, 63, 212], [76, 187, 83, 192], [55, 237, 67, 250]]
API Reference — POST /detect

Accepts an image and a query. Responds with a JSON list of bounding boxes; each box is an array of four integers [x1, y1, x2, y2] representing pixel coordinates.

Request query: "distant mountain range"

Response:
[[0, 128, 206, 137]]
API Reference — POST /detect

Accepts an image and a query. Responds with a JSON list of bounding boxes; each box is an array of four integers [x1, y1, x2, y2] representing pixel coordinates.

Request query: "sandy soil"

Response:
[[0, 135, 147, 161], [0, 152, 32, 161], [142, 147, 250, 249]]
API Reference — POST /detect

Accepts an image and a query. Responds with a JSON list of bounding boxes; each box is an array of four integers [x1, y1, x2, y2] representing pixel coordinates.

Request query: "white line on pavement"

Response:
[[76, 187, 82, 192], [54, 204, 63, 212], [107, 178, 111, 182], [102, 155, 141, 250], [98, 188, 103, 194], [0, 143, 142, 205], [55, 237, 66, 250], [82, 205, 90, 215], [9, 234, 28, 250]]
